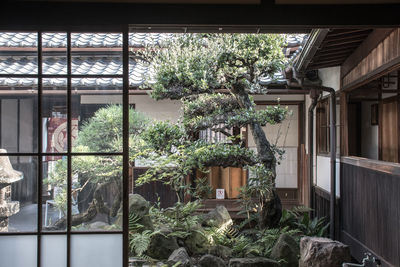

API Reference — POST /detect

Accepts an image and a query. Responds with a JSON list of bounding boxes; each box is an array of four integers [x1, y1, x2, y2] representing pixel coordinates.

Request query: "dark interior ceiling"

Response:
[[1, 2, 399, 30], [307, 29, 373, 70]]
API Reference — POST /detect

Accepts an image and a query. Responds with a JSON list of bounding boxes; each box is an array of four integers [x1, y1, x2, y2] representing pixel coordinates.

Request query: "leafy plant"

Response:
[[129, 230, 160, 258], [279, 207, 329, 237], [148, 200, 203, 240], [231, 227, 300, 258]]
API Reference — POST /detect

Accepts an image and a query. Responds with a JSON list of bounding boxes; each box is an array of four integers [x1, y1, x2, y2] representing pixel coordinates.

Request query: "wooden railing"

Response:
[[340, 156, 400, 267]]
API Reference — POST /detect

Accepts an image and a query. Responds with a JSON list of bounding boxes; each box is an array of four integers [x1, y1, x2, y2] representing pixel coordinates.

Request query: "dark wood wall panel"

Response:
[[341, 162, 400, 267], [131, 167, 177, 209], [313, 186, 340, 238]]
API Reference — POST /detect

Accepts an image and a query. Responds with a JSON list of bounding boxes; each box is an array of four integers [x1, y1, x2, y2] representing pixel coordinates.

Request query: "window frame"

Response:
[[316, 97, 330, 155], [0, 28, 130, 267]]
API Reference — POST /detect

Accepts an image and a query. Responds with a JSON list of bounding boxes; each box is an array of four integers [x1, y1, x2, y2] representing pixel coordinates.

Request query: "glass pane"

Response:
[[0, 155, 37, 232], [71, 234, 122, 267], [42, 157, 67, 231], [71, 78, 122, 153], [71, 33, 122, 75], [71, 156, 122, 231], [0, 32, 38, 75], [42, 32, 67, 75], [42, 78, 68, 154], [41, 235, 67, 267], [0, 79, 38, 153], [0, 235, 37, 267]]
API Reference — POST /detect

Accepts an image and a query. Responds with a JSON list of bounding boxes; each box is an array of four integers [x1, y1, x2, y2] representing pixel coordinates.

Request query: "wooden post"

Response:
[[340, 91, 349, 157]]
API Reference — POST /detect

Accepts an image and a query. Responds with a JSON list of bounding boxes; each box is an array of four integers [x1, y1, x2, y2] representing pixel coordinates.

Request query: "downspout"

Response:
[[311, 85, 337, 240], [308, 91, 319, 215], [324, 86, 337, 240]]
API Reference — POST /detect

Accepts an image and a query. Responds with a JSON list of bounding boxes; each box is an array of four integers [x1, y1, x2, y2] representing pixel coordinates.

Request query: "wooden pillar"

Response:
[[397, 70, 400, 162], [378, 88, 383, 160], [340, 91, 349, 157]]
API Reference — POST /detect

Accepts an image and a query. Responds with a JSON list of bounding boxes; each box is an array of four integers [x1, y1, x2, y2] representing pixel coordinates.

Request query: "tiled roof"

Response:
[[0, 57, 148, 87], [0, 33, 305, 88], [0, 32, 172, 48]]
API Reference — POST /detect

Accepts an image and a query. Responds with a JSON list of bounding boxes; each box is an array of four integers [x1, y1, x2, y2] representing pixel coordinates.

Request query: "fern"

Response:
[[129, 212, 145, 233], [129, 230, 160, 257]]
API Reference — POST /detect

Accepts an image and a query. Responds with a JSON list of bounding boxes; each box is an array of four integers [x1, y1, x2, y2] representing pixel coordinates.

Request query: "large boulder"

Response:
[[201, 205, 232, 228], [229, 258, 279, 267], [167, 247, 192, 267], [147, 227, 179, 260], [184, 226, 211, 255], [299, 236, 351, 267], [116, 194, 153, 230], [270, 233, 299, 267], [199, 254, 227, 267], [208, 245, 233, 259]]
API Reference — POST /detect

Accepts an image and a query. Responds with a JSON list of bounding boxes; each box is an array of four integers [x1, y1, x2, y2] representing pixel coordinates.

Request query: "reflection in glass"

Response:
[[71, 156, 122, 231], [0, 156, 37, 232]]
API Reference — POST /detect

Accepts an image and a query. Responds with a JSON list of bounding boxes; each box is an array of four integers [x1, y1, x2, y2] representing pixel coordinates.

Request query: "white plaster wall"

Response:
[[318, 66, 341, 93], [80, 94, 182, 122], [252, 94, 304, 102], [316, 155, 340, 196], [130, 95, 182, 123], [248, 104, 299, 188]]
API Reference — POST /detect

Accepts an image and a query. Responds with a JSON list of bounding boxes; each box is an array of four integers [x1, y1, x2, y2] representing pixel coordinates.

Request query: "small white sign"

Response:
[[216, 189, 225, 199]]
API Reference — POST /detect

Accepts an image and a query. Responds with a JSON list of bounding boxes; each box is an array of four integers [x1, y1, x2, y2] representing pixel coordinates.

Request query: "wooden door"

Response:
[[381, 99, 398, 163]]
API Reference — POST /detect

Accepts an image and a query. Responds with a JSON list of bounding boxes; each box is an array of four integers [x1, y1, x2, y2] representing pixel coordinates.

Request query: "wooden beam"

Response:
[[312, 54, 350, 62], [324, 32, 371, 43], [318, 44, 360, 53], [341, 28, 395, 78], [327, 29, 373, 37], [315, 48, 358, 58], [322, 38, 366, 48]]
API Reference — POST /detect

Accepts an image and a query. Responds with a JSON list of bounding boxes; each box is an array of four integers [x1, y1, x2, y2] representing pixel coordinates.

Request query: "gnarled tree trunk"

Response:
[[232, 82, 282, 228]]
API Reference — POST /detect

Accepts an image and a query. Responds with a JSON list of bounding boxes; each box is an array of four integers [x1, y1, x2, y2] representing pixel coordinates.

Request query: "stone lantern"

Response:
[[0, 149, 23, 232]]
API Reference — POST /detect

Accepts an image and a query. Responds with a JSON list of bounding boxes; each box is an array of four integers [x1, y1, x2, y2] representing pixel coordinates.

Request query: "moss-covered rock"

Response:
[[147, 228, 179, 260], [199, 254, 227, 267], [228, 257, 279, 267], [270, 233, 299, 267], [184, 227, 211, 255]]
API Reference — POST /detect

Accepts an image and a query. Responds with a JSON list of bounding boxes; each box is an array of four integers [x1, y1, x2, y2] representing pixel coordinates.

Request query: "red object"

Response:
[[46, 118, 78, 161]]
